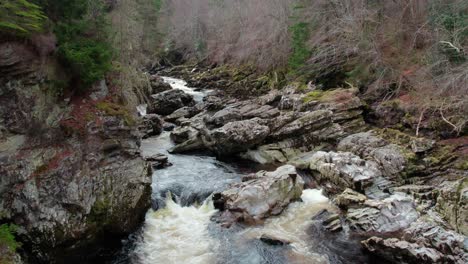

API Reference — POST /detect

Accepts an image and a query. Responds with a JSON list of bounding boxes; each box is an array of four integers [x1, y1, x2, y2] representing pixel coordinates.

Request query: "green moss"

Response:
[[376, 128, 413, 146], [455, 160, 468, 170], [303, 90, 324, 103], [294, 82, 308, 92], [33, 163, 49, 175], [96, 101, 135, 126], [0, 0, 46, 37], [0, 224, 20, 264], [87, 197, 111, 227]]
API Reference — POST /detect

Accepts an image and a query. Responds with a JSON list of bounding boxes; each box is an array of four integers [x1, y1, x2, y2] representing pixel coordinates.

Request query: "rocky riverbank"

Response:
[[145, 64, 467, 263], [0, 41, 153, 263]]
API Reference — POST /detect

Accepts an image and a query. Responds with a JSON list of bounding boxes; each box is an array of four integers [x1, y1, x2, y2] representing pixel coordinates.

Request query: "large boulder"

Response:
[[338, 131, 407, 177], [269, 110, 333, 139], [138, 114, 163, 138], [345, 193, 419, 233], [362, 237, 444, 263], [403, 218, 468, 263], [170, 126, 200, 144], [149, 75, 172, 94], [363, 216, 468, 264], [213, 165, 304, 223], [207, 118, 270, 155], [435, 179, 468, 236], [304, 151, 382, 194], [148, 89, 195, 115]]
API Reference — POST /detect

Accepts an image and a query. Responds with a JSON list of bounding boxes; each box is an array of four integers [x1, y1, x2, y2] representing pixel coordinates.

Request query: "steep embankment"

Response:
[[0, 40, 152, 263]]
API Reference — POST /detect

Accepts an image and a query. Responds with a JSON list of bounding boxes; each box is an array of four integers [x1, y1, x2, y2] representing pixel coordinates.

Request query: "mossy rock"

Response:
[[0, 224, 20, 264], [302, 88, 359, 103], [96, 101, 135, 126]]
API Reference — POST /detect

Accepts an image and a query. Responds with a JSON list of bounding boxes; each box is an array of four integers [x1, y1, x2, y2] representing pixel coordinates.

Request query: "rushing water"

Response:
[[122, 77, 370, 264]]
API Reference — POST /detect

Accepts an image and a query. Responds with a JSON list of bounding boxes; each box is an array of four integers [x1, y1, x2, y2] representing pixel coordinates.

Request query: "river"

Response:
[[116, 77, 371, 264]]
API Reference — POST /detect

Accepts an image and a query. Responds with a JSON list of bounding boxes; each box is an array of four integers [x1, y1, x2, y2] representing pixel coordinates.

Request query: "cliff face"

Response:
[[0, 41, 151, 262]]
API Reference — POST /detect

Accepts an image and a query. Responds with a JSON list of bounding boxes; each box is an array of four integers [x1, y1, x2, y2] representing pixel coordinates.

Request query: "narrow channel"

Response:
[[124, 77, 369, 264]]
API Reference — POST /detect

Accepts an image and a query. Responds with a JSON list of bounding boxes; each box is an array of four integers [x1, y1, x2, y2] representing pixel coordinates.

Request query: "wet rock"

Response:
[[322, 213, 343, 232], [148, 89, 195, 115], [335, 188, 367, 209], [144, 153, 171, 169], [164, 106, 201, 123], [207, 118, 270, 155], [149, 75, 172, 94], [162, 122, 176, 131], [435, 179, 468, 236], [346, 193, 419, 233], [213, 165, 304, 223], [260, 235, 291, 246], [139, 114, 163, 138], [362, 236, 444, 263], [169, 136, 205, 153], [306, 151, 382, 193], [403, 218, 468, 262], [170, 126, 199, 144]]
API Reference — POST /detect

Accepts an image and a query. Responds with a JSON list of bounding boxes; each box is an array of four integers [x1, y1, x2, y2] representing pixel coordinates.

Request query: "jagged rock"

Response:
[[338, 132, 407, 177], [170, 126, 199, 144], [162, 122, 176, 131], [169, 136, 204, 153], [322, 213, 343, 232], [241, 139, 307, 165], [306, 151, 382, 193], [149, 75, 172, 94], [206, 106, 242, 127], [206, 101, 280, 128], [164, 106, 200, 123], [362, 237, 444, 263], [346, 193, 419, 233], [403, 218, 468, 263], [102, 139, 121, 152], [410, 138, 435, 153], [238, 103, 280, 119], [435, 179, 468, 236], [139, 114, 163, 138], [213, 165, 304, 223], [144, 153, 171, 169], [337, 131, 387, 156], [370, 144, 407, 177], [148, 89, 195, 115], [207, 118, 270, 155], [270, 110, 333, 139], [335, 188, 367, 209]]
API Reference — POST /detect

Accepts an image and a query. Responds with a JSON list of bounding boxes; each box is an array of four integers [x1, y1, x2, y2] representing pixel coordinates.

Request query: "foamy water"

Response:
[[134, 195, 219, 264], [161, 76, 208, 103], [240, 189, 333, 264]]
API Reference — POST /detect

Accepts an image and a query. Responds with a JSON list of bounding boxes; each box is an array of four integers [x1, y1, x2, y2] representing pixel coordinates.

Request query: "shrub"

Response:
[[0, 0, 47, 36], [58, 36, 112, 88], [36, 0, 113, 90], [0, 224, 20, 263]]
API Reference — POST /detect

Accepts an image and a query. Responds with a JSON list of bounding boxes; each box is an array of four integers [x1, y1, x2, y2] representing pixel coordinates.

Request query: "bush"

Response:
[[36, 0, 113, 90], [0, 0, 47, 36], [58, 35, 112, 88]]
